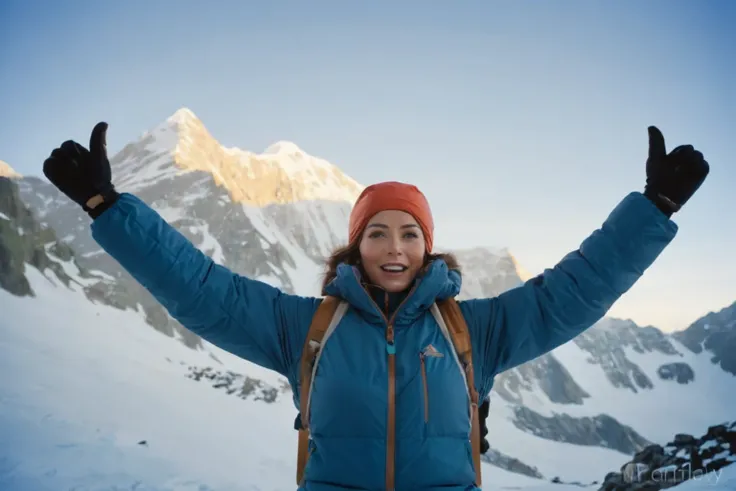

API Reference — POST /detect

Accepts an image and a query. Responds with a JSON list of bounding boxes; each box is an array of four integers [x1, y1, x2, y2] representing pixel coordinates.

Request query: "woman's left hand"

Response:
[[644, 125, 710, 216]]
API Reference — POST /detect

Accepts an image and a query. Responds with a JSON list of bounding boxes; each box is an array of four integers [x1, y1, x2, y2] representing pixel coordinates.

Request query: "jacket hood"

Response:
[[323, 257, 462, 327]]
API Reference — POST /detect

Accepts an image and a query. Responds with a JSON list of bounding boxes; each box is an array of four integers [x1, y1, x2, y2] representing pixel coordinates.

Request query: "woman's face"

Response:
[[358, 210, 426, 292]]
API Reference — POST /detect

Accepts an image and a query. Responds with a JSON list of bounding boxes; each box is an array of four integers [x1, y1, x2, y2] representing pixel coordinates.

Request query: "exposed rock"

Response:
[[494, 353, 591, 405], [481, 447, 543, 479], [599, 420, 736, 490], [512, 406, 651, 455], [673, 302, 736, 376], [0, 177, 78, 296], [572, 319, 681, 394], [185, 365, 287, 403], [656, 363, 695, 384]]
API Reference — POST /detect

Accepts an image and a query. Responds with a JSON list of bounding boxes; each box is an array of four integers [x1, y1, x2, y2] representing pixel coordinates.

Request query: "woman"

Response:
[[42, 122, 709, 491]]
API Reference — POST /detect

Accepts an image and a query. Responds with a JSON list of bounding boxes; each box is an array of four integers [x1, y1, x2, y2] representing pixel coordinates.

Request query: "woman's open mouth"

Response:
[[380, 263, 408, 274]]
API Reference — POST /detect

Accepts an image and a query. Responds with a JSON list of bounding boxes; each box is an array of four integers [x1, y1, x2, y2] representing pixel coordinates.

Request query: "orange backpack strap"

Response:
[[296, 295, 347, 486], [435, 298, 482, 487]]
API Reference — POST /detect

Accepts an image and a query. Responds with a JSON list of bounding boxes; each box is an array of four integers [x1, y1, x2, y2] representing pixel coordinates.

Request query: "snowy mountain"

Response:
[[1, 108, 735, 489], [672, 301, 736, 377]]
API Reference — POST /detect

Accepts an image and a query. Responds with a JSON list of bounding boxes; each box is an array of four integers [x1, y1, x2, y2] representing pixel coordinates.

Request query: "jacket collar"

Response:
[[323, 258, 462, 327]]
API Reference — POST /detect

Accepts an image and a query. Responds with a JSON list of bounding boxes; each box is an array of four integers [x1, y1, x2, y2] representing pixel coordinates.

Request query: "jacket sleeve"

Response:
[[90, 192, 320, 378], [461, 192, 678, 388]]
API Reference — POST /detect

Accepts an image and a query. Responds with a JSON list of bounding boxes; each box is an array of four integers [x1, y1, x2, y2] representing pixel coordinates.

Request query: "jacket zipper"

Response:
[[386, 322, 396, 490], [353, 268, 420, 491]]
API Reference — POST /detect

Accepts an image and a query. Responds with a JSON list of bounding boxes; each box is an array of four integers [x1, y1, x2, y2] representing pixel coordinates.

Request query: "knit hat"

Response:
[[348, 181, 434, 252]]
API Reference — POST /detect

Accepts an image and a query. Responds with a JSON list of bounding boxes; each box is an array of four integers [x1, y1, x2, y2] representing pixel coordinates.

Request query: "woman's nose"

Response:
[[386, 237, 403, 255]]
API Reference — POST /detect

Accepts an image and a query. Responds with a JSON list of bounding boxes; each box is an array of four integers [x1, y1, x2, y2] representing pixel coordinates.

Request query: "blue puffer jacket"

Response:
[[90, 191, 677, 491]]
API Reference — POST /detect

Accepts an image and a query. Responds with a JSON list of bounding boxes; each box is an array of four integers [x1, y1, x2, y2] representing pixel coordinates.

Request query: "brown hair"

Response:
[[320, 242, 461, 295]]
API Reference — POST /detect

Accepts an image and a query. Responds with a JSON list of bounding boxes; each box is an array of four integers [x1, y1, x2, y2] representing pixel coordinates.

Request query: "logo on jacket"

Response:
[[422, 344, 444, 357]]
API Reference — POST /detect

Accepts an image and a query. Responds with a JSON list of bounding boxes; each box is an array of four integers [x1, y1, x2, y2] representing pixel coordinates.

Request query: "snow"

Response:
[[54, 257, 100, 288], [112, 118, 186, 193], [703, 449, 736, 468], [0, 267, 300, 491], [486, 399, 632, 483], [187, 222, 224, 265], [167, 107, 199, 127], [262, 140, 304, 156], [242, 204, 325, 296], [507, 335, 736, 446], [668, 463, 736, 490], [154, 203, 189, 223]]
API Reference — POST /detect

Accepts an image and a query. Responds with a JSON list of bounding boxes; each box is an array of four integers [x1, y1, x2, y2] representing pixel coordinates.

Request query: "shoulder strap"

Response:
[[435, 298, 482, 487], [296, 295, 347, 485]]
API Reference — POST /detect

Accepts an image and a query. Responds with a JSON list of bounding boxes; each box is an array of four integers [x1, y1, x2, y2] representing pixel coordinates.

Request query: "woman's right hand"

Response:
[[42, 121, 120, 219]]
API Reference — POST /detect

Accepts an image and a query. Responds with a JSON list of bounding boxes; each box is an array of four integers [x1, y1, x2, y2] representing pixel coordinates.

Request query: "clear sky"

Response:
[[1, 0, 734, 332]]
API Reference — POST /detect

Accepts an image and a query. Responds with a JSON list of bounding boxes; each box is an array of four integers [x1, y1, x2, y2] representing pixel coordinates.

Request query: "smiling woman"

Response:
[[43, 120, 709, 490], [319, 181, 458, 298], [360, 211, 424, 290]]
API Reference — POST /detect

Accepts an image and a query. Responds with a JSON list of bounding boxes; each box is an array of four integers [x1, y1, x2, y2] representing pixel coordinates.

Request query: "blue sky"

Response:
[[1, 0, 734, 331]]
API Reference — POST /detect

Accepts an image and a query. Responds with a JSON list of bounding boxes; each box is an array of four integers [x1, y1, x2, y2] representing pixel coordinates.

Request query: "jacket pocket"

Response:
[[420, 352, 429, 423], [419, 345, 444, 424]]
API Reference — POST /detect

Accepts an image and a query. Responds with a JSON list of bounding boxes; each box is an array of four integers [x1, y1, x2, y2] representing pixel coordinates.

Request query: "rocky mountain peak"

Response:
[[673, 301, 736, 376], [0, 160, 21, 179], [110, 108, 364, 207], [262, 140, 306, 157], [166, 107, 202, 128]]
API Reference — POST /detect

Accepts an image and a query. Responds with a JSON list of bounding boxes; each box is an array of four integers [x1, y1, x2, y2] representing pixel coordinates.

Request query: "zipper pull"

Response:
[[386, 324, 395, 355]]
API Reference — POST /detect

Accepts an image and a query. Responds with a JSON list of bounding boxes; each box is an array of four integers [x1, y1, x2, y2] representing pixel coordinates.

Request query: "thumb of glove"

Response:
[[87, 122, 113, 187], [89, 122, 109, 164], [647, 126, 666, 161]]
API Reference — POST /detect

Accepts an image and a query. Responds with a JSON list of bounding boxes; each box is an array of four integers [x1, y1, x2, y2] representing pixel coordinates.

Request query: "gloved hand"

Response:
[[644, 126, 710, 217], [42, 122, 119, 219]]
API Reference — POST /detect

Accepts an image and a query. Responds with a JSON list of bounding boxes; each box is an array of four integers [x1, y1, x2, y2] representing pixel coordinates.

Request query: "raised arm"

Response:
[[42, 122, 318, 379], [462, 125, 709, 388], [461, 191, 676, 380], [91, 192, 320, 377]]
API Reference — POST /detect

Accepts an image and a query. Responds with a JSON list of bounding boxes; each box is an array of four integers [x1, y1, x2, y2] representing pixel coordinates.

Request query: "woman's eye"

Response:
[[367, 230, 418, 239]]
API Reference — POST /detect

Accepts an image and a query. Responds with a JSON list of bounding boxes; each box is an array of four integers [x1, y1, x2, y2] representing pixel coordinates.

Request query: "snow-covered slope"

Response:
[[499, 316, 736, 445], [0, 267, 307, 491]]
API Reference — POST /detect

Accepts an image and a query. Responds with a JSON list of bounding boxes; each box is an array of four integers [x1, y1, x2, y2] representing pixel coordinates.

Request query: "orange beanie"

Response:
[[348, 181, 434, 252]]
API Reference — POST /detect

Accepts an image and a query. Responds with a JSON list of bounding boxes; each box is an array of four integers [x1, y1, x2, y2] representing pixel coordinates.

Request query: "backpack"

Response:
[[294, 295, 482, 487]]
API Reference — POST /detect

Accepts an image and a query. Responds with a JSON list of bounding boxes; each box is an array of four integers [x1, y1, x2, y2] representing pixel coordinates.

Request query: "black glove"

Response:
[[644, 126, 709, 217], [479, 396, 490, 454], [42, 122, 119, 219]]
